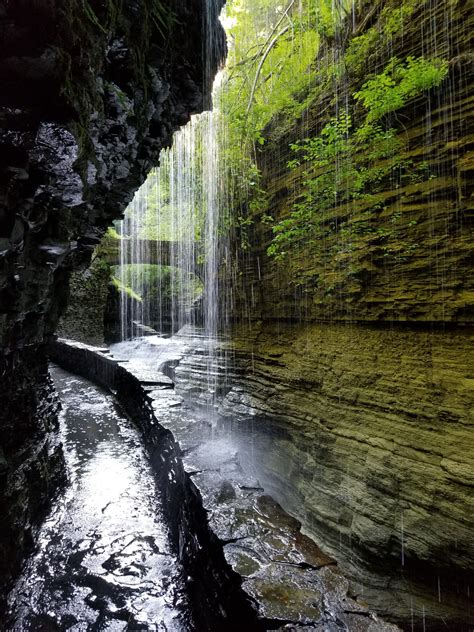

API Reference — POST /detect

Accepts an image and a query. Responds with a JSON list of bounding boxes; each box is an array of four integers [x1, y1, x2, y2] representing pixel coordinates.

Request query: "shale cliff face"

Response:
[[209, 322, 473, 624], [0, 0, 224, 609], [220, 0, 473, 626]]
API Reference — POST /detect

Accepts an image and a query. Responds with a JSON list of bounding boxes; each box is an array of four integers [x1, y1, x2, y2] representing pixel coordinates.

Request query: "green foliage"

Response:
[[267, 53, 449, 269], [344, 28, 378, 72], [220, 0, 340, 237], [115, 265, 202, 305], [217, 1, 450, 284], [354, 56, 449, 122], [268, 111, 409, 258], [222, 0, 321, 148], [382, 0, 424, 38], [128, 156, 207, 245], [106, 226, 121, 240], [307, 0, 353, 37], [111, 276, 143, 302], [345, 1, 427, 72]]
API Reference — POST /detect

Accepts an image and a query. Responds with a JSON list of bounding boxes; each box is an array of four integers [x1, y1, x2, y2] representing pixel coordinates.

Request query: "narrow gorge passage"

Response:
[[0, 0, 472, 629], [7, 366, 190, 631]]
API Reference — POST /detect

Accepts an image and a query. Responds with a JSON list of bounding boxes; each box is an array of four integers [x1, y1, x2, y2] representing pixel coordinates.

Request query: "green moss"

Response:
[[111, 276, 143, 302], [266, 50, 449, 288], [345, 27, 379, 72], [382, 0, 426, 38], [267, 112, 411, 260], [150, 0, 175, 38], [106, 226, 121, 240], [345, 1, 428, 73]]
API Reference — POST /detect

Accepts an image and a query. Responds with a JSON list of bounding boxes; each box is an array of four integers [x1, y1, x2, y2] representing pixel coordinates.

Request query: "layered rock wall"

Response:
[[222, 0, 474, 625], [214, 323, 473, 617], [234, 0, 473, 323], [56, 255, 112, 345]]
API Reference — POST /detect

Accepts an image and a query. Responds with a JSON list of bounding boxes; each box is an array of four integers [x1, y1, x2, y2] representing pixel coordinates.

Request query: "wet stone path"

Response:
[[7, 365, 190, 632]]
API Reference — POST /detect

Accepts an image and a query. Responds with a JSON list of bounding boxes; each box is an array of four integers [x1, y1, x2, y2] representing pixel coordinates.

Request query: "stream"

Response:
[[7, 365, 190, 631]]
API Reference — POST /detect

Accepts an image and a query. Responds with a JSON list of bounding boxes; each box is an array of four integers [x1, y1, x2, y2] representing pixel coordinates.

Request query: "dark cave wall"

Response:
[[0, 0, 225, 355], [0, 346, 65, 606], [0, 0, 225, 611], [56, 255, 112, 346], [56, 233, 118, 346]]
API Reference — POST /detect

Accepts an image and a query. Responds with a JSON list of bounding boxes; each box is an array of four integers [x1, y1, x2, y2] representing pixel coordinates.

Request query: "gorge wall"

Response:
[[233, 0, 473, 324], [0, 0, 224, 612], [219, 0, 473, 625], [8, 0, 472, 627], [210, 322, 473, 625]]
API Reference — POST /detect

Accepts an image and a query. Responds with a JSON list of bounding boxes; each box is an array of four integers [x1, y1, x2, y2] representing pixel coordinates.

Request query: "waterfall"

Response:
[[119, 190, 151, 341], [117, 0, 227, 410], [118, 107, 225, 329]]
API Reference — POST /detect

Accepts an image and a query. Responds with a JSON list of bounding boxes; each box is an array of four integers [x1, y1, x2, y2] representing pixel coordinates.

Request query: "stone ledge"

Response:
[[50, 337, 399, 631]]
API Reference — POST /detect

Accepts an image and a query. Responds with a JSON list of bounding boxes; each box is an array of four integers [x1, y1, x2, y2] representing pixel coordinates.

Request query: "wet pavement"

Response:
[[7, 365, 190, 632]]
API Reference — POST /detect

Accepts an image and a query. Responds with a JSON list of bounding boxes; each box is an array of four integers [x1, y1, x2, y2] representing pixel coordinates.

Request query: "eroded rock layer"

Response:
[[219, 1, 474, 624], [173, 322, 473, 626]]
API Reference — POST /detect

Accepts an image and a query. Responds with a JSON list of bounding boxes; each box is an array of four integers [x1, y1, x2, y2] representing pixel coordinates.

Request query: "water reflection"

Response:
[[7, 366, 189, 631]]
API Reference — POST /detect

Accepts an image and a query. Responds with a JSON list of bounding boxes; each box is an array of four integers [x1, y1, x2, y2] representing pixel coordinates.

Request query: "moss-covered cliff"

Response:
[[236, 0, 473, 323], [219, 0, 474, 627]]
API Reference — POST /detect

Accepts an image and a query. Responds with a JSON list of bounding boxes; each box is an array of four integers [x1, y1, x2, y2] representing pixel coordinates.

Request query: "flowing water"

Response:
[[117, 81, 228, 417], [7, 366, 190, 631], [118, 0, 225, 349]]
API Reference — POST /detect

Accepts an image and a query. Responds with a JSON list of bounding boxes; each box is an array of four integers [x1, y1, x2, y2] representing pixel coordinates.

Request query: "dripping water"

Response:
[[118, 0, 227, 417]]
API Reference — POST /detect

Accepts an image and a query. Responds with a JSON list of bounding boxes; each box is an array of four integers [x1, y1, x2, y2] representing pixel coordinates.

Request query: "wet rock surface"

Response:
[[0, 346, 65, 620], [7, 365, 190, 631], [173, 323, 474, 631], [218, 13, 474, 620], [49, 338, 262, 631], [0, 0, 225, 605], [107, 334, 400, 631], [97, 322, 474, 629], [46, 330, 473, 629]]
